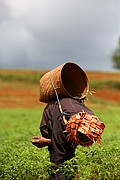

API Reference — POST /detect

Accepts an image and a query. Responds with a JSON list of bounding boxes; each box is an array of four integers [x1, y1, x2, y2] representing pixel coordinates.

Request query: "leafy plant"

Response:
[[0, 105, 120, 179]]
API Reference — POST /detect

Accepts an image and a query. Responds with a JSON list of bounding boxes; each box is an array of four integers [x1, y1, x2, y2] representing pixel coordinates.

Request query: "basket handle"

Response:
[[50, 71, 67, 124]]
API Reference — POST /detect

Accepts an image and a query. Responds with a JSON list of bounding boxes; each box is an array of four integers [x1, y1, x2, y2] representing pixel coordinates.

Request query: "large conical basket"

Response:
[[39, 62, 89, 103]]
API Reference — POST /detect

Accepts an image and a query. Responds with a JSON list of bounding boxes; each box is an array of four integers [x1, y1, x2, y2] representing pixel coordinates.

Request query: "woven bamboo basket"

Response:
[[39, 62, 89, 103]]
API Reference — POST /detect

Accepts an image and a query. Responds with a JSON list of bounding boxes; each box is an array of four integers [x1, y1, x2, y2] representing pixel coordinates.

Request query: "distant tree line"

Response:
[[111, 36, 120, 70]]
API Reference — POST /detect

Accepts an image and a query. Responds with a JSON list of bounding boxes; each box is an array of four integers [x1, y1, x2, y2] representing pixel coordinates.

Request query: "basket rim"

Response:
[[59, 62, 89, 99]]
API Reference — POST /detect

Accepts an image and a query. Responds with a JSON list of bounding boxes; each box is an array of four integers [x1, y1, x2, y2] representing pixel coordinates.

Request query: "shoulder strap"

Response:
[[50, 72, 67, 124]]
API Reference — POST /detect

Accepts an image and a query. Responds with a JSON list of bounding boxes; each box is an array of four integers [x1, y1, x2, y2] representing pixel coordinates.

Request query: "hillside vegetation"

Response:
[[0, 69, 120, 108], [0, 69, 120, 179]]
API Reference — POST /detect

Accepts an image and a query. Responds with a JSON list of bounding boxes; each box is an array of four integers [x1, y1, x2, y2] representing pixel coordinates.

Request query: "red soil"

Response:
[[0, 71, 120, 108], [87, 71, 120, 81], [0, 86, 120, 108], [94, 89, 120, 103], [0, 82, 45, 108]]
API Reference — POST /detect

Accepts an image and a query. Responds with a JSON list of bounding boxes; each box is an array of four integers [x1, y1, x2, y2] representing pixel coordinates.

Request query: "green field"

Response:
[[0, 102, 120, 180], [0, 70, 120, 179]]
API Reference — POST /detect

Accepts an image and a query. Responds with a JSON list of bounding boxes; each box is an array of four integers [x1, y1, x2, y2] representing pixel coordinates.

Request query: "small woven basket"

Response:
[[39, 62, 89, 103]]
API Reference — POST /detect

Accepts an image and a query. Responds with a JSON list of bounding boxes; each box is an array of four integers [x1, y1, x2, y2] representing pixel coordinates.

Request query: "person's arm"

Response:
[[31, 136, 51, 148], [31, 105, 52, 148], [40, 105, 52, 138]]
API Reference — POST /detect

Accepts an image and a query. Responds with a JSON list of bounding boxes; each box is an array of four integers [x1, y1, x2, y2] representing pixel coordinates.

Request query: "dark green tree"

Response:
[[111, 37, 120, 69]]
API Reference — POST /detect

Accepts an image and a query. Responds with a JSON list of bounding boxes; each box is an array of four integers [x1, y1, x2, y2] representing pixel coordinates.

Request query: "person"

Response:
[[31, 62, 105, 179], [31, 97, 94, 179]]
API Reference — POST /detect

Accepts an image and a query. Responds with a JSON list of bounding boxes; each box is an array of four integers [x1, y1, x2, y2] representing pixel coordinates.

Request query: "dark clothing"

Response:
[[40, 97, 94, 166]]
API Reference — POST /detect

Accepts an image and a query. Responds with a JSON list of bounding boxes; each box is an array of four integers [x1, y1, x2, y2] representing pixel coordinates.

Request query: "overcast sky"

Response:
[[0, 0, 120, 71]]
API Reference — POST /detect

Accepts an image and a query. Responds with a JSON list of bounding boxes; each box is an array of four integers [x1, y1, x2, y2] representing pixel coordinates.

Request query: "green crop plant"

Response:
[[0, 104, 120, 180]]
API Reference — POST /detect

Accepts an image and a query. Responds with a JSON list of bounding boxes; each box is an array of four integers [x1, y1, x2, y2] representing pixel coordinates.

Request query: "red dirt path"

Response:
[[0, 85, 120, 108], [93, 89, 120, 103], [0, 71, 120, 108], [0, 82, 46, 108]]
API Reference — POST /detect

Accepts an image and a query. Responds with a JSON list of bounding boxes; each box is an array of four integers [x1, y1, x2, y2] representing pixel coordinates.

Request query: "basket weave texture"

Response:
[[39, 62, 89, 103]]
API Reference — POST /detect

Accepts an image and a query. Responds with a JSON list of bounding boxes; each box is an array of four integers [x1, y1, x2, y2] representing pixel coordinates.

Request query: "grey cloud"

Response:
[[0, 1, 11, 23], [0, 0, 120, 71]]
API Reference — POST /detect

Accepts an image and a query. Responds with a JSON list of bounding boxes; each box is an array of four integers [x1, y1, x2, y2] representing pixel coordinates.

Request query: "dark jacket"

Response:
[[40, 97, 94, 165]]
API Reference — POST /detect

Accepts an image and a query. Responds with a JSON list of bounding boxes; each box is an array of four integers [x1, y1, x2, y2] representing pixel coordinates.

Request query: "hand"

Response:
[[31, 136, 51, 148]]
